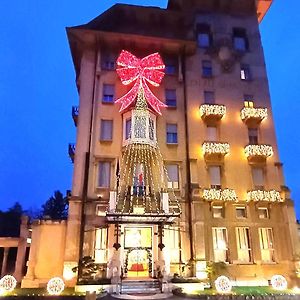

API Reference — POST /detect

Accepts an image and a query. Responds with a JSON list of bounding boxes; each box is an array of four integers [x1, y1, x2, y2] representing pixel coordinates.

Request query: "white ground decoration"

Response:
[[271, 275, 288, 291], [215, 275, 232, 293], [0, 275, 17, 292], [47, 277, 65, 295]]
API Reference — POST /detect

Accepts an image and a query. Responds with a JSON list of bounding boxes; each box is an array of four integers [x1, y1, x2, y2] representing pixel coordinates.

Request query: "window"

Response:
[[248, 128, 258, 144], [102, 84, 115, 103], [258, 207, 269, 219], [233, 28, 249, 51], [166, 124, 178, 144], [166, 164, 179, 189], [209, 166, 221, 189], [252, 167, 264, 189], [100, 120, 113, 141], [149, 118, 154, 140], [98, 161, 111, 188], [101, 53, 116, 70], [94, 228, 107, 263], [259, 228, 275, 262], [202, 60, 213, 77], [204, 91, 215, 104], [212, 227, 229, 262], [125, 118, 131, 140], [197, 23, 212, 48], [240, 64, 251, 81], [212, 206, 224, 218], [165, 89, 177, 107], [165, 57, 177, 75], [244, 95, 254, 107], [165, 226, 180, 263], [134, 116, 147, 139], [207, 125, 217, 141], [236, 206, 247, 218], [236, 227, 252, 263], [96, 205, 106, 217]]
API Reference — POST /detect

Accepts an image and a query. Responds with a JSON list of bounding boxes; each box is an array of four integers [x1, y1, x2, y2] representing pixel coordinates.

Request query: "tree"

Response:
[[41, 190, 68, 220], [0, 202, 24, 237]]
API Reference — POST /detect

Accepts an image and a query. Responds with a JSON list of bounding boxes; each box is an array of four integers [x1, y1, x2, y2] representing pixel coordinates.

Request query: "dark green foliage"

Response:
[[41, 190, 68, 220], [0, 202, 23, 237]]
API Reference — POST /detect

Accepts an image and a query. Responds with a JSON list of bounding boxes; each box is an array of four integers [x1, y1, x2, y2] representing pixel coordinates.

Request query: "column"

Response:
[[1, 247, 9, 277]]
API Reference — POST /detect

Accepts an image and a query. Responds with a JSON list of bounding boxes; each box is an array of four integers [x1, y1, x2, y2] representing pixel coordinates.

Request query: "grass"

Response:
[[178, 286, 300, 296]]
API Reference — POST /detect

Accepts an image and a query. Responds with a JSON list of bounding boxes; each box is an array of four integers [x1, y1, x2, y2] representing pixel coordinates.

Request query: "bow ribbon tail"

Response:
[[142, 80, 167, 115], [115, 80, 140, 112]]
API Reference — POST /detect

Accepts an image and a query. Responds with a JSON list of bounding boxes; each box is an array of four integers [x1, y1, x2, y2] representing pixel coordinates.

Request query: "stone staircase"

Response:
[[120, 279, 162, 294]]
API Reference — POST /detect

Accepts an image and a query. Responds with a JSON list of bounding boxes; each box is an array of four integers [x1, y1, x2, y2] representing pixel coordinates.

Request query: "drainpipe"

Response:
[[77, 42, 98, 282], [181, 48, 195, 274]]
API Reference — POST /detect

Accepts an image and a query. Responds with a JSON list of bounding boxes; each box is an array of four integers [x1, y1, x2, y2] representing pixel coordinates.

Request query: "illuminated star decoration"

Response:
[[116, 50, 167, 115]]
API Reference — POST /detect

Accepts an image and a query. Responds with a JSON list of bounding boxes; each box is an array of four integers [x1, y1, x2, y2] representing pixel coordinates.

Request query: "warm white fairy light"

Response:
[[245, 144, 273, 158], [215, 276, 232, 294], [247, 190, 283, 202], [241, 107, 267, 121], [47, 277, 65, 295], [202, 142, 230, 156], [271, 275, 288, 291], [203, 188, 237, 202], [0, 275, 17, 293], [200, 104, 226, 118]]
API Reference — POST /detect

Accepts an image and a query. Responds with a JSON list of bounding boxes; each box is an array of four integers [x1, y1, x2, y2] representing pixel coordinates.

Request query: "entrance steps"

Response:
[[120, 279, 161, 295]]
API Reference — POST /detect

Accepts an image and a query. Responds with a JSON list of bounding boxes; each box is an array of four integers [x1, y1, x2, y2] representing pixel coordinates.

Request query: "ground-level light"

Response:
[[0, 275, 17, 293], [215, 275, 232, 293], [271, 275, 287, 291], [47, 277, 65, 295]]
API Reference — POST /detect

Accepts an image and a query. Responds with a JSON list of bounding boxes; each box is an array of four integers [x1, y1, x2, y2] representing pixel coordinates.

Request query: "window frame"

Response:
[[102, 84, 115, 103], [240, 64, 251, 81], [165, 89, 177, 107], [202, 60, 213, 78], [236, 206, 247, 219], [97, 161, 111, 188], [166, 164, 179, 189], [235, 227, 252, 263]]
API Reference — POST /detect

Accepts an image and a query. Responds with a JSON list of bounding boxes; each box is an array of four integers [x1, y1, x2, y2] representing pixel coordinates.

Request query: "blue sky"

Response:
[[0, 0, 299, 216]]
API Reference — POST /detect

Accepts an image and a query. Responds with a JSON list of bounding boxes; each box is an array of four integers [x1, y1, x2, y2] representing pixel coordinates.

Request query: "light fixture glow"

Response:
[[203, 188, 237, 202], [215, 275, 232, 294], [244, 144, 273, 158], [0, 275, 17, 293], [47, 277, 65, 295], [271, 275, 288, 291], [200, 104, 226, 118], [202, 142, 230, 155], [247, 190, 283, 202], [241, 107, 267, 121]]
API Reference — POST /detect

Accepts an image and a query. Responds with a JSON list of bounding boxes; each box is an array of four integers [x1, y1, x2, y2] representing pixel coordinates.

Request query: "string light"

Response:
[[247, 190, 283, 202], [203, 188, 237, 202], [215, 276, 232, 294], [0, 275, 17, 293], [245, 144, 273, 158], [202, 142, 230, 155], [241, 107, 268, 121], [115, 50, 167, 114], [271, 275, 288, 291], [200, 104, 226, 119], [47, 277, 65, 295]]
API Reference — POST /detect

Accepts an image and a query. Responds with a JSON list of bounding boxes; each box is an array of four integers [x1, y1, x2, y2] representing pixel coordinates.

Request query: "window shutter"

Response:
[[207, 126, 217, 141], [252, 168, 264, 188], [98, 162, 111, 187], [101, 120, 112, 140], [167, 165, 179, 182]]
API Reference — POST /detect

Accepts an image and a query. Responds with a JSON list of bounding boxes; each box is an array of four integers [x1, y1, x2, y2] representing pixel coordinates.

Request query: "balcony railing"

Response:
[[199, 104, 226, 121], [72, 106, 79, 127], [68, 143, 75, 163], [202, 142, 230, 158], [202, 188, 238, 202], [244, 144, 273, 160], [240, 106, 267, 124], [247, 190, 283, 202]]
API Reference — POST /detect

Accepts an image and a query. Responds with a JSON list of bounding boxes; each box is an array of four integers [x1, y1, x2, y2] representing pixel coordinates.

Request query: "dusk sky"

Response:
[[0, 1, 299, 216]]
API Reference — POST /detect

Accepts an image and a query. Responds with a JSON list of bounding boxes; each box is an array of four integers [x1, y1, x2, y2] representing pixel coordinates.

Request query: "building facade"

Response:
[[22, 0, 300, 288]]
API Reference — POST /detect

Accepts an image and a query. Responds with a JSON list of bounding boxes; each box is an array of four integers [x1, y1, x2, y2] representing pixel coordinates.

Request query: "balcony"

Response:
[[199, 104, 226, 122], [72, 106, 79, 127], [240, 106, 267, 125], [244, 144, 273, 162], [247, 190, 283, 202], [202, 142, 230, 160], [202, 188, 238, 202], [68, 143, 75, 163]]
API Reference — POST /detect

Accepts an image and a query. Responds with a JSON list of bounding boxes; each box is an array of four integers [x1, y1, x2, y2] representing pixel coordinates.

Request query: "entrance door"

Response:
[[127, 249, 149, 277], [124, 227, 152, 278]]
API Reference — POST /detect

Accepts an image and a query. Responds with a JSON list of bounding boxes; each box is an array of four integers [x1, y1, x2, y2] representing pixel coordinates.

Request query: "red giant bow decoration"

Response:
[[116, 50, 167, 115]]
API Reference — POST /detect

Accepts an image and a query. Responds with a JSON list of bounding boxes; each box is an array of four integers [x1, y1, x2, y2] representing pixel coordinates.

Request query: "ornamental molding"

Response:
[[202, 142, 230, 156], [202, 188, 237, 202], [241, 107, 267, 121], [200, 104, 226, 119], [244, 144, 273, 158], [247, 190, 283, 202]]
